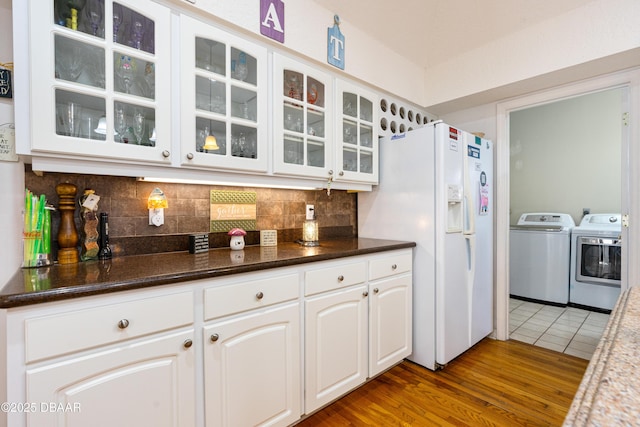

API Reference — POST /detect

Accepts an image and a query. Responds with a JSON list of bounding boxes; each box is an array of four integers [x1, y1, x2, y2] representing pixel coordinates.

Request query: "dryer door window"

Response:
[[577, 237, 621, 286]]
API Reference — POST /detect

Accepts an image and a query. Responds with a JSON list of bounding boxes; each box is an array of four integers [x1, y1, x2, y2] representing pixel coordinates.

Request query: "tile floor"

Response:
[[509, 298, 610, 360]]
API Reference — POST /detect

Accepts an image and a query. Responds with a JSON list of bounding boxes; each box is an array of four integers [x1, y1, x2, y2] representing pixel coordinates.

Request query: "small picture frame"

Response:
[[0, 69, 12, 99]]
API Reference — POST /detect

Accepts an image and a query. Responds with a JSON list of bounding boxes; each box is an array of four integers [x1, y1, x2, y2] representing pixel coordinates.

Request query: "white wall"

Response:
[[166, 0, 425, 107], [424, 0, 640, 112], [509, 88, 622, 224], [174, 0, 640, 112], [0, 0, 24, 286]]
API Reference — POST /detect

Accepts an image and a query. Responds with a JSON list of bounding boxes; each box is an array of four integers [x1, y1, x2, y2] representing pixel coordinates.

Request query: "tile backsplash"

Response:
[[24, 166, 357, 258]]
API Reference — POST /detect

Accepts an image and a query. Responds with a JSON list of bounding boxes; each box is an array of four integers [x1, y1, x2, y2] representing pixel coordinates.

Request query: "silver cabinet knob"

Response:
[[392, 264, 398, 270], [118, 319, 129, 329], [374, 288, 379, 294], [256, 291, 264, 300], [186, 152, 194, 160], [337, 275, 344, 282], [162, 150, 170, 158], [339, 171, 344, 176], [183, 339, 193, 349], [328, 170, 334, 176], [210, 333, 219, 342], [363, 291, 369, 297]]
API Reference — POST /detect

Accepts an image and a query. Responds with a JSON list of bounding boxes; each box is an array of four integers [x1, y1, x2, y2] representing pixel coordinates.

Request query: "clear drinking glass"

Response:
[[114, 104, 127, 143], [133, 110, 145, 145], [65, 102, 82, 137]]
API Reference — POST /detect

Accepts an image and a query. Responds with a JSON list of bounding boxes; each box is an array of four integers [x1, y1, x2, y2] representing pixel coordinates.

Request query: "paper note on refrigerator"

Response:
[[479, 180, 489, 215]]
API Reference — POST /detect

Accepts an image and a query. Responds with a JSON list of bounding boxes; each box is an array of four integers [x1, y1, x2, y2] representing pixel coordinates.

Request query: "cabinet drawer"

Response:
[[25, 291, 194, 363], [305, 262, 366, 296], [370, 252, 413, 281], [204, 274, 299, 320]]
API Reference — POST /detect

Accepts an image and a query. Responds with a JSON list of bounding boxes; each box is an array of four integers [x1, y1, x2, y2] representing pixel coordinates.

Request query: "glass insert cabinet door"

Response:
[[28, 0, 171, 162], [273, 54, 333, 179], [180, 15, 268, 173], [335, 80, 379, 184]]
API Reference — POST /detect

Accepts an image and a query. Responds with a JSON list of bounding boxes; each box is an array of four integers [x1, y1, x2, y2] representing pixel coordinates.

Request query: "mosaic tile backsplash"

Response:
[[24, 166, 357, 259]]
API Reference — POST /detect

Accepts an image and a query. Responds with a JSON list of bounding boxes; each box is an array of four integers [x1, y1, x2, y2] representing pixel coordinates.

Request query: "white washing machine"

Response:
[[570, 214, 622, 311], [510, 213, 575, 305]]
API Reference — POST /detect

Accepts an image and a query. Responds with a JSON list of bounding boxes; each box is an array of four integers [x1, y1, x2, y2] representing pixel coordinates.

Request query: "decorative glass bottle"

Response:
[[98, 212, 112, 260]]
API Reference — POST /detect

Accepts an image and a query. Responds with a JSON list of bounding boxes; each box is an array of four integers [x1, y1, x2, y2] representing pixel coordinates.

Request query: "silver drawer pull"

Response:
[[118, 319, 130, 329], [392, 264, 398, 270], [183, 339, 193, 349], [256, 291, 264, 300], [210, 333, 220, 342], [338, 275, 344, 282], [374, 288, 379, 294], [363, 291, 369, 297]]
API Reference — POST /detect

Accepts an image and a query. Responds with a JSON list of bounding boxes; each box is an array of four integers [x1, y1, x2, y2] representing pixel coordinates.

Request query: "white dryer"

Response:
[[510, 213, 575, 305], [570, 214, 622, 311]]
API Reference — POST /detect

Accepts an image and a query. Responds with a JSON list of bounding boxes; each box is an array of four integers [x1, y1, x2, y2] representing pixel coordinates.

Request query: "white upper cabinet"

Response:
[[179, 15, 268, 173], [26, 0, 173, 163], [273, 53, 334, 180], [16, 1, 380, 190], [335, 79, 379, 184]]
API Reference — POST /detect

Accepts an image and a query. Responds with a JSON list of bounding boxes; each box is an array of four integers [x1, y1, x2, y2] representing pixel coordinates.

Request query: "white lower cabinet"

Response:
[[2, 249, 412, 427], [203, 302, 301, 427], [202, 272, 301, 427], [304, 285, 369, 414], [12, 288, 196, 427], [368, 251, 413, 377], [27, 329, 196, 427], [368, 274, 412, 376]]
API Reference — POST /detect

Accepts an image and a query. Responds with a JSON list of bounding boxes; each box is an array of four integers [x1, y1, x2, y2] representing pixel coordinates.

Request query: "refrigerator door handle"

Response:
[[463, 192, 475, 235], [465, 234, 476, 275], [463, 144, 476, 236], [465, 233, 476, 344]]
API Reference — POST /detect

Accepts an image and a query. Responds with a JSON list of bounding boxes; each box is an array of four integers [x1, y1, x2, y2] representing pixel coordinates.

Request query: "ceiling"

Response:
[[313, 0, 593, 70]]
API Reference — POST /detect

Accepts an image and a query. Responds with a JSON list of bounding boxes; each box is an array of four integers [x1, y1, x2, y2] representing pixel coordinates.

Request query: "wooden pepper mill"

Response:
[[56, 182, 79, 264]]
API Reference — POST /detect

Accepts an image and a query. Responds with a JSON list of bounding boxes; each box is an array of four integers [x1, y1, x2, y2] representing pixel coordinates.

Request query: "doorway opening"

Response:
[[495, 69, 640, 345]]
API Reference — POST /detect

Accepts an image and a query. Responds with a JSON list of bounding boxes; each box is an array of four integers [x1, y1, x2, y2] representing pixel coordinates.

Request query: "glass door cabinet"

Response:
[[28, 0, 172, 163], [335, 80, 379, 184], [180, 15, 268, 173], [273, 54, 333, 179]]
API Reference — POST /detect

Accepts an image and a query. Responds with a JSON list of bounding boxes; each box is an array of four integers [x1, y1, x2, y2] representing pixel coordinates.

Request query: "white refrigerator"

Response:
[[358, 121, 493, 370]]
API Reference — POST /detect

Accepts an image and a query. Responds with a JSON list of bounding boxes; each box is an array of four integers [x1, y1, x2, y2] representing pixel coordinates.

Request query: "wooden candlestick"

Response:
[[56, 182, 79, 264]]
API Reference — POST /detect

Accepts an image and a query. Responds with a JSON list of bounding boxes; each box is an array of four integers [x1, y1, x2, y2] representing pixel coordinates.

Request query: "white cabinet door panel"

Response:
[[27, 329, 195, 427]]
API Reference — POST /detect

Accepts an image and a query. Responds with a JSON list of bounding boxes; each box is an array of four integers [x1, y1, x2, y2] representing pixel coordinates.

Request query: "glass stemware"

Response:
[[131, 13, 145, 50], [85, 0, 104, 37], [56, 38, 85, 82], [116, 55, 136, 94], [133, 110, 146, 145], [112, 3, 123, 43]]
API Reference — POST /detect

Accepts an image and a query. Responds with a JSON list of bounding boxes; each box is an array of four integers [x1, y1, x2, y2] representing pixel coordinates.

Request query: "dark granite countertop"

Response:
[[0, 238, 415, 308]]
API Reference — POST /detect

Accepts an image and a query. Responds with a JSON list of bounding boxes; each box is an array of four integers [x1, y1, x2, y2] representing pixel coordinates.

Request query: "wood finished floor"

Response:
[[297, 338, 589, 427]]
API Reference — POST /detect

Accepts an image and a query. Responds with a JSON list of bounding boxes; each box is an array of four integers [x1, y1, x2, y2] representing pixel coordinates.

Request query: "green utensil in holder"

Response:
[[22, 190, 53, 268]]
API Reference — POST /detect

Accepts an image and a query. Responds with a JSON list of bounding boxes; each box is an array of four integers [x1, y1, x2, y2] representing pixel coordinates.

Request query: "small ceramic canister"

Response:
[[228, 228, 247, 250]]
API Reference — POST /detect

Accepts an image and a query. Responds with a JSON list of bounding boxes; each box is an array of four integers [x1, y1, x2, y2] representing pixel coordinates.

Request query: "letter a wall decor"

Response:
[[260, 0, 285, 43], [327, 15, 345, 70]]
